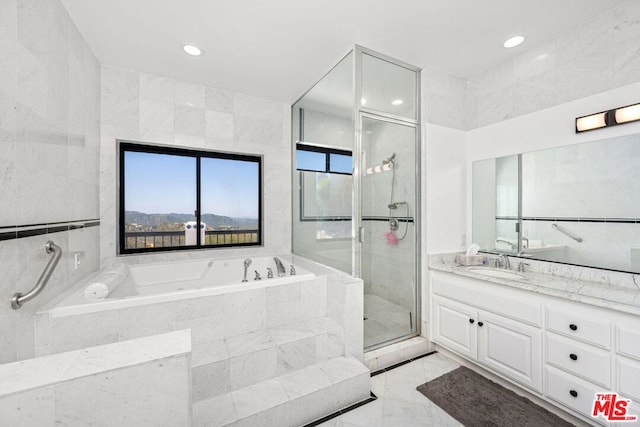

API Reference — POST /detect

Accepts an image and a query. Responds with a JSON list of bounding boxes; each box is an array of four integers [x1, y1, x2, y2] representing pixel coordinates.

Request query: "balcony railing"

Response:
[[124, 230, 259, 249]]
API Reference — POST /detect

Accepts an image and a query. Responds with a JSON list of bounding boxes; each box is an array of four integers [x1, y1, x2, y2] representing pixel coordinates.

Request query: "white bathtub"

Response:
[[50, 255, 315, 317]]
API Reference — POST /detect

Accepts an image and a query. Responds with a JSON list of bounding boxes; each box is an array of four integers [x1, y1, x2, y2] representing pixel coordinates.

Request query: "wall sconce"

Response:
[[576, 102, 640, 133]]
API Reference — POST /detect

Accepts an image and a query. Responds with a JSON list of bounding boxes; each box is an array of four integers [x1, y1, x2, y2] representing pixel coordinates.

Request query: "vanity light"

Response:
[[391, 99, 404, 106], [614, 103, 640, 125], [575, 102, 640, 133], [575, 112, 607, 132], [183, 44, 203, 56]]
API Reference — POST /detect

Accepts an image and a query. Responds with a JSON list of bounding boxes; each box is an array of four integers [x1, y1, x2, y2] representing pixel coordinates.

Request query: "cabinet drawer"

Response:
[[617, 357, 640, 403], [545, 366, 608, 425], [546, 307, 610, 349], [546, 333, 610, 387], [432, 272, 542, 326], [616, 326, 640, 360]]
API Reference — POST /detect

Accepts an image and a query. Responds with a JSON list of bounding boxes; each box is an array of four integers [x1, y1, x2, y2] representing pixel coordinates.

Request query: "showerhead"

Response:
[[382, 153, 396, 165]]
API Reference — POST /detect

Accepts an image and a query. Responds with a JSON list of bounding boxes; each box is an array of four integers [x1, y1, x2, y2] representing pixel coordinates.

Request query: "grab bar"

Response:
[[11, 240, 62, 309], [551, 223, 583, 243]]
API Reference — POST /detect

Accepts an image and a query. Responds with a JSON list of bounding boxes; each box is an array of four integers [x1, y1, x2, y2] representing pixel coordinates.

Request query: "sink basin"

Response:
[[467, 268, 526, 280]]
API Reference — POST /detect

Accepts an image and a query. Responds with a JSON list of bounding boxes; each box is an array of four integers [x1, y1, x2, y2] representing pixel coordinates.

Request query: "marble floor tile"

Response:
[[317, 352, 462, 427]]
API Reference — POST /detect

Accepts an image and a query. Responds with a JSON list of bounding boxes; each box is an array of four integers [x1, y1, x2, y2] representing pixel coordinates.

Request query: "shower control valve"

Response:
[[290, 265, 296, 276]]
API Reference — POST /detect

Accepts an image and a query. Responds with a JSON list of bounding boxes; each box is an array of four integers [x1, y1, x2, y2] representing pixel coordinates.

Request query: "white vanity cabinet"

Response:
[[431, 271, 543, 393], [430, 268, 640, 426]]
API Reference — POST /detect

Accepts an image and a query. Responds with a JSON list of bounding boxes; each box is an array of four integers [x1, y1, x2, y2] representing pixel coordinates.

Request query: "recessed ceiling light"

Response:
[[503, 36, 524, 48], [391, 99, 403, 106], [183, 44, 203, 56]]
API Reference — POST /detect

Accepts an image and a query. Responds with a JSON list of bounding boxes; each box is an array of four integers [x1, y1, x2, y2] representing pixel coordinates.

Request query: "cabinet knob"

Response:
[[569, 324, 578, 331], [477, 321, 484, 327], [469, 319, 475, 324], [569, 390, 578, 398], [569, 353, 578, 361]]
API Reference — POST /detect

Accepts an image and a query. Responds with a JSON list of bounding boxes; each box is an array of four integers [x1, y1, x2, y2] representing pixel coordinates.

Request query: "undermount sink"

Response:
[[467, 268, 526, 280]]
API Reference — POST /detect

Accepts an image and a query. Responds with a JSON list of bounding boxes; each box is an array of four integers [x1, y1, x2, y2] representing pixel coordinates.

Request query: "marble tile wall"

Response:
[[0, 0, 100, 363], [467, 1, 640, 129], [99, 66, 291, 266]]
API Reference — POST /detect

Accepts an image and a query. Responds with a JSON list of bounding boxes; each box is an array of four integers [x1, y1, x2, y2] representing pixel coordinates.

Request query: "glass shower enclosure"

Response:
[[292, 46, 420, 350]]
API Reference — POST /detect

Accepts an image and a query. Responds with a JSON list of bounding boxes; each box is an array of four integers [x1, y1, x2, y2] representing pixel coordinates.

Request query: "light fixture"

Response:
[[576, 102, 640, 133], [576, 112, 607, 132], [360, 97, 367, 106], [183, 44, 203, 56], [614, 103, 640, 125], [503, 36, 524, 48], [391, 99, 404, 106]]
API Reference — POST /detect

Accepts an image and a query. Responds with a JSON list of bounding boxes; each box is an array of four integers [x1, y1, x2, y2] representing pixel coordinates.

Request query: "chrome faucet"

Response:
[[254, 270, 261, 280], [517, 261, 530, 272], [267, 268, 273, 279], [290, 265, 296, 276], [497, 254, 511, 270], [273, 257, 286, 277], [242, 258, 252, 282]]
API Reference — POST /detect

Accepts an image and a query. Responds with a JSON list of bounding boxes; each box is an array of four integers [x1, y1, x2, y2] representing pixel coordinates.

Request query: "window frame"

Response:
[[295, 143, 352, 175], [118, 140, 263, 255]]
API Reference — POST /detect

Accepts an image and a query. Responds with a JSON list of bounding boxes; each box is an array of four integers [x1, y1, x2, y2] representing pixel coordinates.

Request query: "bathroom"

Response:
[[1, 0, 640, 426]]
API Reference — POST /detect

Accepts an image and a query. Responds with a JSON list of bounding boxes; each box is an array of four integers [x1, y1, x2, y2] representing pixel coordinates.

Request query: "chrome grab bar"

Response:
[[551, 223, 583, 243], [11, 240, 62, 309]]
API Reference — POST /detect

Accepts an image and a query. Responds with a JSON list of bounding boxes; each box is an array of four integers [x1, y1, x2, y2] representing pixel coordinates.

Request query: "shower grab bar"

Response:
[[551, 223, 583, 243], [11, 240, 62, 309]]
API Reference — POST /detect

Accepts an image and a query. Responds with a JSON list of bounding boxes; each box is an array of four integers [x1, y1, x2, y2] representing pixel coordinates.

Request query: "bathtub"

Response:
[[50, 255, 315, 317]]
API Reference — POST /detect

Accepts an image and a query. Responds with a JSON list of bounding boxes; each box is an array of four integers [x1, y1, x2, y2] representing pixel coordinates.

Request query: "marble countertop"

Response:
[[429, 254, 640, 316]]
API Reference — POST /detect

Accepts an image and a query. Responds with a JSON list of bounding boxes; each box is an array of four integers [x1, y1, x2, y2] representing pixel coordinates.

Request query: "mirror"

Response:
[[472, 134, 640, 274]]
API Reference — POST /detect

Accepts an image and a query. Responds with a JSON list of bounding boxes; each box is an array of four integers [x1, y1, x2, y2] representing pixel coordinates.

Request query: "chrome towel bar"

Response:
[[11, 240, 62, 309], [551, 223, 583, 243]]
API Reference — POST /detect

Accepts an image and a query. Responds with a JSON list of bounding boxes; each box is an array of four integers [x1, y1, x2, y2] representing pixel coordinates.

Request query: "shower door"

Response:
[[359, 114, 419, 349]]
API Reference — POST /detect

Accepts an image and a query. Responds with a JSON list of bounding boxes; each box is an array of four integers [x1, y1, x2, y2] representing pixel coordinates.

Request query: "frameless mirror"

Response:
[[472, 133, 640, 274]]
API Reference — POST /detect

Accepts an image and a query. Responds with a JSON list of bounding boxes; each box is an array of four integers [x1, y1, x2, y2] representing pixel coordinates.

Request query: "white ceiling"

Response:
[[61, 0, 629, 104]]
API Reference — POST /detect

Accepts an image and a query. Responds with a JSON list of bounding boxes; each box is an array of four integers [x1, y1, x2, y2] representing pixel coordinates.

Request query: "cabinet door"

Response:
[[477, 310, 542, 393], [432, 296, 477, 360]]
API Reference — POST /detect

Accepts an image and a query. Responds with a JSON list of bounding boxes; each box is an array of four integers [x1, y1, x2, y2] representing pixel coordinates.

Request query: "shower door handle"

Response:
[[358, 226, 364, 243]]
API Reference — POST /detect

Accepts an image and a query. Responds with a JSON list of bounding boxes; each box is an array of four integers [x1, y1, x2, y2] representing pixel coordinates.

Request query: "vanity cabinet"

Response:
[[431, 271, 543, 393], [430, 269, 640, 426]]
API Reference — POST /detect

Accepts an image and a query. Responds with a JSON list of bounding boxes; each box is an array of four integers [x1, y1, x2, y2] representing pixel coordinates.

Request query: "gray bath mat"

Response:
[[416, 366, 574, 427]]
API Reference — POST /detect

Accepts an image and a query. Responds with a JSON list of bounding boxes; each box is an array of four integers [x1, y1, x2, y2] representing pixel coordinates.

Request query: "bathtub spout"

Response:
[[242, 258, 252, 282], [273, 257, 286, 277]]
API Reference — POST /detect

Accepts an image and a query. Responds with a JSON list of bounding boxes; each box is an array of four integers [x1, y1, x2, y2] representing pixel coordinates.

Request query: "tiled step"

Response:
[[193, 356, 371, 427], [191, 317, 345, 403]]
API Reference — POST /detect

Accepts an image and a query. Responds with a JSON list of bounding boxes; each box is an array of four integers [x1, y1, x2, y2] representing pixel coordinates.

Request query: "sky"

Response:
[[124, 151, 259, 219]]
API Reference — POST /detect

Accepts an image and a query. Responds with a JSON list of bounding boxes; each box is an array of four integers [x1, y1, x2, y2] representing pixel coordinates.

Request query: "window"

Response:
[[296, 144, 352, 240], [119, 141, 262, 254], [295, 144, 352, 175]]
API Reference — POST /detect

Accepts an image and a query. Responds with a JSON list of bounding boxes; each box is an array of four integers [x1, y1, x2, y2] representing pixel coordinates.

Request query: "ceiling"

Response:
[[61, 0, 629, 104]]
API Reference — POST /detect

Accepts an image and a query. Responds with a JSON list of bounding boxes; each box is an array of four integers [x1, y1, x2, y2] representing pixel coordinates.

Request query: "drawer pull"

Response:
[[569, 353, 578, 361], [569, 390, 578, 398], [569, 324, 578, 331], [477, 321, 484, 327], [469, 319, 474, 324]]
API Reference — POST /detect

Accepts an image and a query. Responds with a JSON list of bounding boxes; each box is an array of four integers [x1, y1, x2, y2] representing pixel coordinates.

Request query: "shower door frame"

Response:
[[353, 45, 422, 350]]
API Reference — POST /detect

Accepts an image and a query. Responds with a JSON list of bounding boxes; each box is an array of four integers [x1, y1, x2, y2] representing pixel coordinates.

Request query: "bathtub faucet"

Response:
[[242, 258, 252, 282], [273, 257, 286, 277]]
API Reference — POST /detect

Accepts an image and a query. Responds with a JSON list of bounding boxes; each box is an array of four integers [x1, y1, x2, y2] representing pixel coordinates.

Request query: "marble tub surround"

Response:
[[35, 255, 367, 426], [0, 330, 191, 427], [429, 252, 640, 315]]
